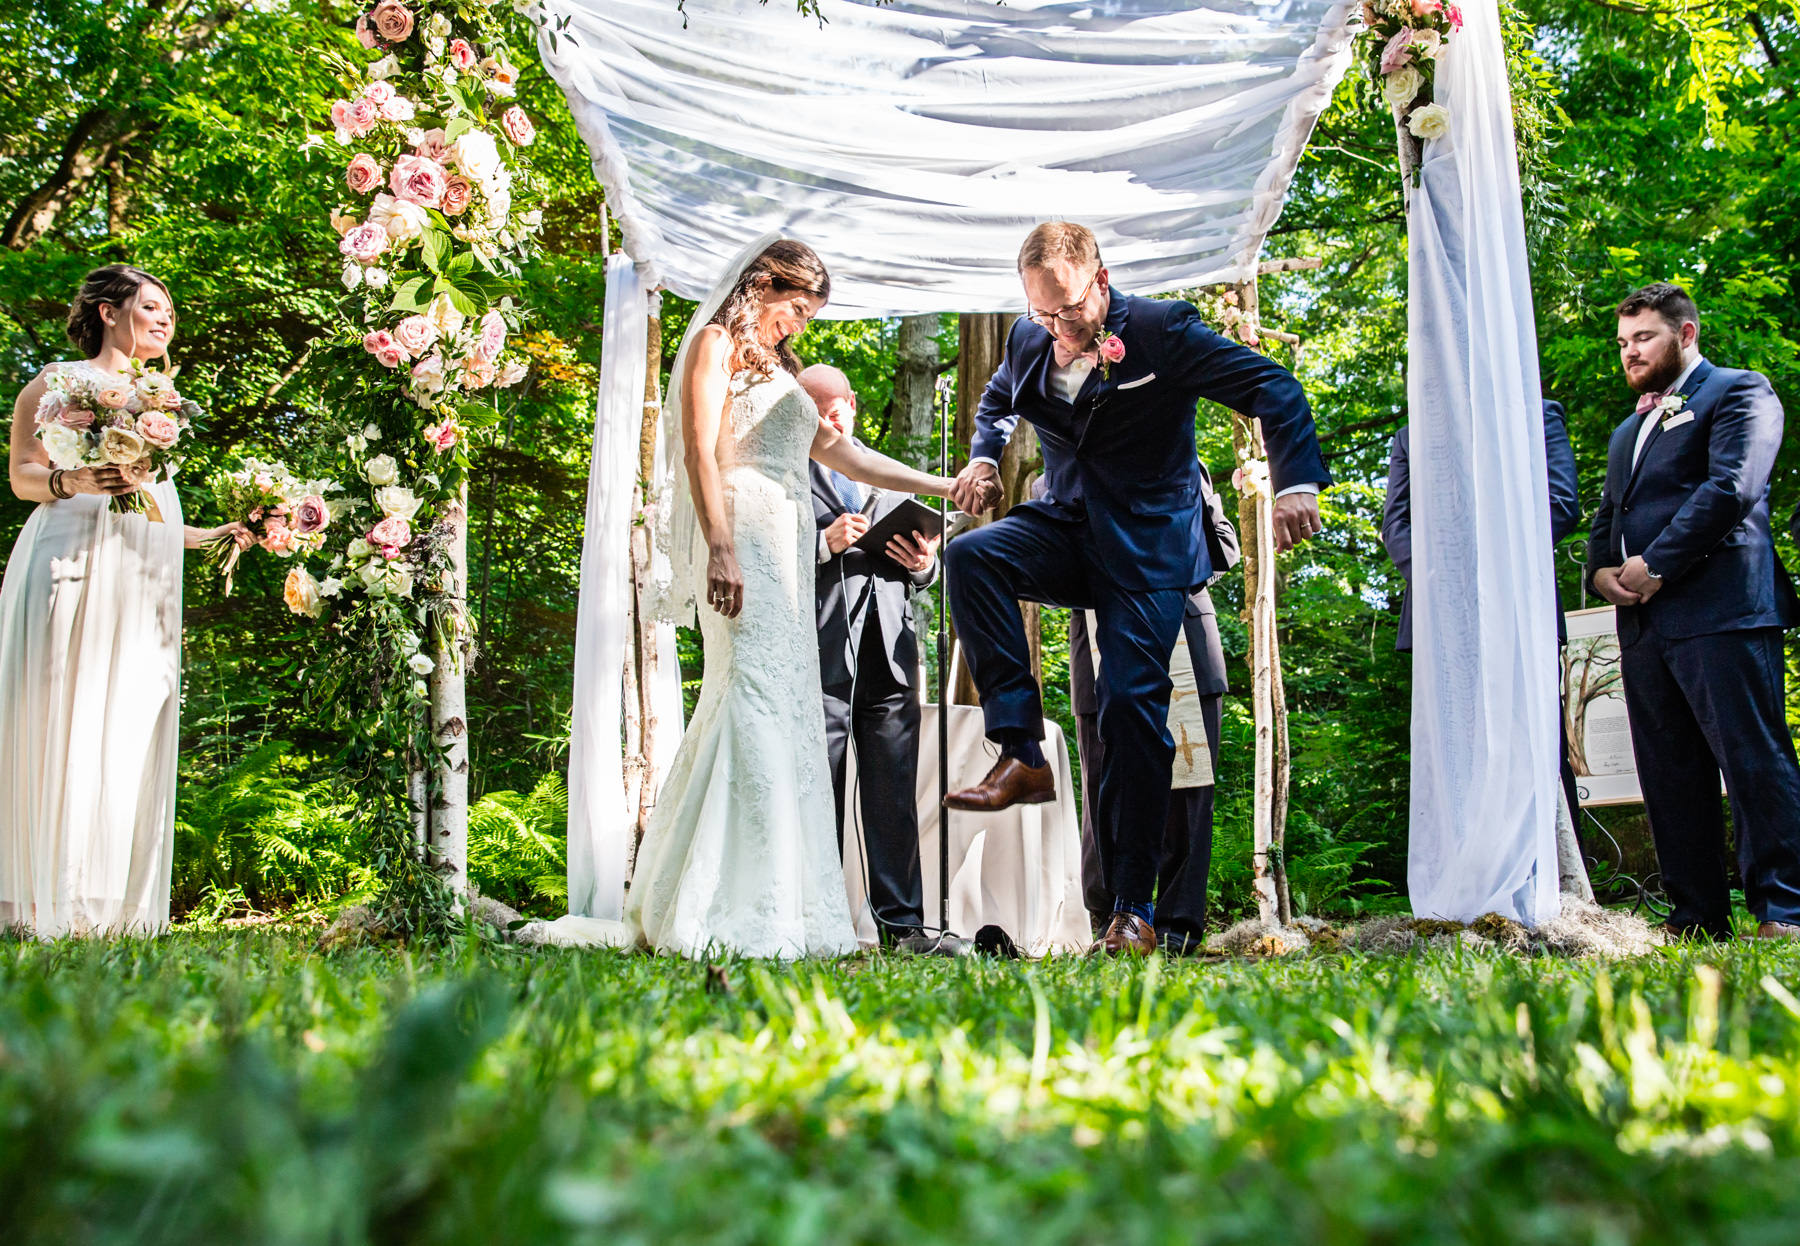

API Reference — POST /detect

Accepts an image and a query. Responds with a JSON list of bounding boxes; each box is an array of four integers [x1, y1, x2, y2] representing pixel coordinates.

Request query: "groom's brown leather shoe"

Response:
[[1754, 921, 1800, 941], [1094, 911, 1158, 957], [943, 756, 1055, 811]]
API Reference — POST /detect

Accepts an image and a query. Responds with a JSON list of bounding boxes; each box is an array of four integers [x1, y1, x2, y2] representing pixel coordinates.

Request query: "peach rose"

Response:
[[458, 357, 498, 390], [330, 100, 355, 134], [137, 411, 180, 449], [390, 154, 446, 208], [392, 314, 437, 359], [413, 128, 452, 162], [363, 80, 395, 106], [261, 517, 297, 556], [500, 106, 535, 147], [371, 0, 414, 43], [354, 14, 377, 50], [283, 566, 323, 617], [440, 174, 472, 216], [424, 420, 461, 453], [346, 154, 383, 194], [96, 386, 130, 410], [363, 330, 405, 369], [448, 38, 478, 71], [99, 426, 146, 465]]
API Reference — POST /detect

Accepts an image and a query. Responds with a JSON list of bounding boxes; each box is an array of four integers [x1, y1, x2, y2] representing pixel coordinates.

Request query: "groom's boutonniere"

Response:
[[1657, 393, 1689, 428], [1094, 331, 1126, 380]]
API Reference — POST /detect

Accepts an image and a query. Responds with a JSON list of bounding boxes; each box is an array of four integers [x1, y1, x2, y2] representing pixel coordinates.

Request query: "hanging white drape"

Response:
[[537, 0, 1359, 316], [566, 255, 650, 920], [1405, 0, 1560, 924]]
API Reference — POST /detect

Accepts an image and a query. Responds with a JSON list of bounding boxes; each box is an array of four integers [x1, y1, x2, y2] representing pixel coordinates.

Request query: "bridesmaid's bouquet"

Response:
[[206, 458, 344, 594], [34, 361, 199, 516]]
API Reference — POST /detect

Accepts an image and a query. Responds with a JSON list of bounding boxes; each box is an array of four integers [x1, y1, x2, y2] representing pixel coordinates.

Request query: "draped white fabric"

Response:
[[566, 255, 650, 920], [537, 0, 1359, 316], [1404, 0, 1560, 925]]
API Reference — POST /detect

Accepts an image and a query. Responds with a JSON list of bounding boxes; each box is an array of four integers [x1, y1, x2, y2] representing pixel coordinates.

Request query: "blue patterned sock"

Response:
[[1113, 898, 1154, 925]]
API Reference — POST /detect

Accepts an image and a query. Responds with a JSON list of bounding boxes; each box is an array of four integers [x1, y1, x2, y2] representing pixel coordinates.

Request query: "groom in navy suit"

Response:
[[944, 222, 1330, 954], [1587, 282, 1800, 940]]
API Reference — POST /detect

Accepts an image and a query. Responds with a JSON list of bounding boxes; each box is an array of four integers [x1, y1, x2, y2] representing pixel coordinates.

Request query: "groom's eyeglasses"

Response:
[[1026, 271, 1100, 326]]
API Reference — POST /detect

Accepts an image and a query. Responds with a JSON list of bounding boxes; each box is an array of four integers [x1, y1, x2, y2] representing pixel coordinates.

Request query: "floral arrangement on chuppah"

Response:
[[1362, 0, 1463, 182]]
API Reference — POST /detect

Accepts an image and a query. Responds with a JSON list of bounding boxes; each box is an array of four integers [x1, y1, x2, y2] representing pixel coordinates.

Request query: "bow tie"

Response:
[[1635, 391, 1664, 415], [1051, 340, 1098, 370]]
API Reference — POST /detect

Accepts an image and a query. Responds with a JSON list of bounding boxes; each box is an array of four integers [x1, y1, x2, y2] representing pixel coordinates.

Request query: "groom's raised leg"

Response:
[[944, 510, 1085, 810]]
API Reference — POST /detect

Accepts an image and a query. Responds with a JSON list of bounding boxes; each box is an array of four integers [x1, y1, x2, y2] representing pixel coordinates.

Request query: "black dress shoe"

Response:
[[890, 928, 973, 957]]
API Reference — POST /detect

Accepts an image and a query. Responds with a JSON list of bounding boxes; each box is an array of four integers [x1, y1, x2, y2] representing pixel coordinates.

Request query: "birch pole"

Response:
[[627, 310, 666, 857], [429, 487, 471, 893]]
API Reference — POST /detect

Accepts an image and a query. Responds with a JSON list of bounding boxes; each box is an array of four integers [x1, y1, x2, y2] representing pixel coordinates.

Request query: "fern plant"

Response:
[[468, 773, 569, 916]]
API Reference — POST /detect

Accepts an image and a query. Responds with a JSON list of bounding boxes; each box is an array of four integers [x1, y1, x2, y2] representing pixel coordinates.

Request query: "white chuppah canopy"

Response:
[[537, 0, 1561, 931]]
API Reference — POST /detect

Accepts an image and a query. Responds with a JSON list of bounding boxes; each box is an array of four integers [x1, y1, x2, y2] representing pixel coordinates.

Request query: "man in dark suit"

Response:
[[1067, 463, 1238, 954], [1383, 402, 1584, 817], [798, 365, 955, 956], [944, 221, 1330, 955], [1587, 282, 1800, 940]]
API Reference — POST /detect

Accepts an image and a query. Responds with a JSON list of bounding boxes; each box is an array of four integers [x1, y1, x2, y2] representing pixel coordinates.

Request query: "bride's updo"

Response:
[[66, 264, 169, 358], [709, 239, 830, 379]]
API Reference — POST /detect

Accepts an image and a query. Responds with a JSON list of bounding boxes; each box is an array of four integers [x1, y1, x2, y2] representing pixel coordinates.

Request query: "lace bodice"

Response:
[[718, 368, 819, 495]]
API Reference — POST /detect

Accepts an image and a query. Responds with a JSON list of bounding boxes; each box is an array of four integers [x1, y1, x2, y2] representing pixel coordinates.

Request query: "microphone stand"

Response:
[[934, 373, 953, 940]]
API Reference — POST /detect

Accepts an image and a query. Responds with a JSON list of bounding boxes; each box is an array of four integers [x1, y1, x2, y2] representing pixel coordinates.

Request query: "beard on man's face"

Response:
[[1625, 333, 1686, 396]]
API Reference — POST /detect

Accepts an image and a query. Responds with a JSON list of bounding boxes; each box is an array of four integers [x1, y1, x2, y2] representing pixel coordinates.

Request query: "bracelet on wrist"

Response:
[[49, 469, 68, 500]]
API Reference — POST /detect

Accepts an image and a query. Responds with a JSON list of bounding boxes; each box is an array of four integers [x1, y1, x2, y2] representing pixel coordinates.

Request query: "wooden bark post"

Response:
[[949, 312, 1017, 705], [627, 311, 666, 860], [1227, 277, 1293, 926], [429, 486, 471, 893]]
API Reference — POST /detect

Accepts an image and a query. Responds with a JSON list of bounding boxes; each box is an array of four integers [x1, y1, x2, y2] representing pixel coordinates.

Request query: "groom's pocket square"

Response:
[[1116, 372, 1157, 391], [1660, 411, 1696, 431]]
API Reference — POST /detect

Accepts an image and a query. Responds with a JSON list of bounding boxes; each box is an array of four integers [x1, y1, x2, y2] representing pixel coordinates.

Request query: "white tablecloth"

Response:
[[841, 704, 1091, 955]]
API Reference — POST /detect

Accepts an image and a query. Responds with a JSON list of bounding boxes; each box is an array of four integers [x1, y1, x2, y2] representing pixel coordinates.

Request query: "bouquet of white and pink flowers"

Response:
[[35, 360, 198, 515], [207, 457, 343, 594]]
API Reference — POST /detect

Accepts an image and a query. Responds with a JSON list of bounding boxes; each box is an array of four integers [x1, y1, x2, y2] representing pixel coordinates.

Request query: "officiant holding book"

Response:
[[800, 365, 955, 956]]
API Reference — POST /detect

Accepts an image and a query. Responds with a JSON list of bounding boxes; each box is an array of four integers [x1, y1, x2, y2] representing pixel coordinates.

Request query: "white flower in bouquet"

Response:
[[358, 561, 389, 594], [1407, 102, 1451, 140], [364, 267, 390, 290], [400, 631, 422, 654], [341, 262, 363, 291], [134, 371, 174, 400], [452, 131, 502, 187], [369, 193, 428, 243], [393, 566, 415, 598], [375, 485, 421, 521], [40, 423, 87, 470], [424, 292, 465, 339], [320, 576, 344, 598], [100, 426, 148, 465], [408, 652, 435, 676], [346, 431, 368, 456], [369, 54, 400, 80], [364, 453, 399, 486], [362, 422, 382, 442], [412, 680, 429, 699], [346, 537, 374, 563], [1383, 66, 1424, 109]]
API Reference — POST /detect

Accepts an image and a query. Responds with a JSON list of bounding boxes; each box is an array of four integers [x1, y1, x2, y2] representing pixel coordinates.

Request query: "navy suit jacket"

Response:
[[1383, 401, 1580, 651], [973, 290, 1328, 594], [1585, 359, 1799, 644]]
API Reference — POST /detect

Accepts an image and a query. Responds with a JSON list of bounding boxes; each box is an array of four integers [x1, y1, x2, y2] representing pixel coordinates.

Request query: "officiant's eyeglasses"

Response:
[[1026, 271, 1100, 325]]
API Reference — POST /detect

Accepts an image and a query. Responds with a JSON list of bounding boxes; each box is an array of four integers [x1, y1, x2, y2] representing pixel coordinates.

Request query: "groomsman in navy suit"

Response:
[[945, 222, 1330, 955], [1587, 282, 1800, 940]]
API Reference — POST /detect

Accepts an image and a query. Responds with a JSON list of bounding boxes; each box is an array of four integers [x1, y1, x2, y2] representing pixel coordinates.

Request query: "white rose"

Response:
[[363, 266, 390, 290], [375, 485, 421, 520], [1383, 66, 1424, 109], [369, 55, 400, 80], [40, 423, 87, 470], [358, 561, 388, 594], [1407, 102, 1451, 141], [341, 262, 363, 291], [427, 12, 452, 38], [485, 191, 512, 231], [423, 292, 465, 339], [319, 576, 344, 599], [392, 566, 415, 598], [408, 652, 435, 675], [346, 537, 373, 562], [363, 422, 382, 442], [452, 131, 501, 185], [369, 193, 428, 242], [364, 454, 399, 486]]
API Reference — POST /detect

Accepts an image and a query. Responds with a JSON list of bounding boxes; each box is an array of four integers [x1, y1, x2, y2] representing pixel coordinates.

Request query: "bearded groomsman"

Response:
[[1587, 282, 1800, 941]]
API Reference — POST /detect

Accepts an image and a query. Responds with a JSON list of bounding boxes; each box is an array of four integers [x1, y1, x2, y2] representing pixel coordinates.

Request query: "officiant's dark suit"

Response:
[[1587, 355, 1800, 938], [1065, 463, 1237, 951], [1383, 402, 1583, 816], [947, 286, 1329, 930], [812, 456, 936, 937]]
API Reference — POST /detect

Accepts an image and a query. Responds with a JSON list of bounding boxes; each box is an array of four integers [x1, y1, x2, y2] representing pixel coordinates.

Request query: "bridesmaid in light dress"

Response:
[[0, 265, 249, 938]]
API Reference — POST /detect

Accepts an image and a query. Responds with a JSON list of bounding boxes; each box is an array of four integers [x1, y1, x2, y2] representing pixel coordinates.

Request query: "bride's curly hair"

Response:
[[708, 239, 830, 378]]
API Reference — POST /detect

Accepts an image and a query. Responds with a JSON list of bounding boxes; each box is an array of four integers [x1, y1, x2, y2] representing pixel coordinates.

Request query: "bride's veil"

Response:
[[648, 230, 783, 625]]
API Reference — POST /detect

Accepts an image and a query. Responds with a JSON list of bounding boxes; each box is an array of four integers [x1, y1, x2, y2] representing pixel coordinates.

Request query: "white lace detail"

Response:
[[622, 369, 859, 958]]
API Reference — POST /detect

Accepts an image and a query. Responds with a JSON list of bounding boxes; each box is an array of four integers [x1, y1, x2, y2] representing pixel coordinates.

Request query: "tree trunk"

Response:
[[429, 487, 471, 892], [890, 314, 940, 463], [949, 312, 1013, 706]]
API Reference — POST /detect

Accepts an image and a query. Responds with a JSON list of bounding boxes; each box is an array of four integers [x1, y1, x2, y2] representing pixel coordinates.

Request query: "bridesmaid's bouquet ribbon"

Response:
[[34, 361, 198, 518]]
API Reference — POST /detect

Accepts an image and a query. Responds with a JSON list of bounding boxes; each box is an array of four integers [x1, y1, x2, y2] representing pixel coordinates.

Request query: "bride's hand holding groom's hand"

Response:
[[705, 541, 745, 618], [950, 461, 1001, 514]]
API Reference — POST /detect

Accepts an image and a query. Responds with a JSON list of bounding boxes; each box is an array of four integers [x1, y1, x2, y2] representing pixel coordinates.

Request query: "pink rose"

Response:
[[424, 420, 461, 453], [1380, 29, 1415, 73], [156, 388, 185, 411], [348, 97, 379, 135], [497, 359, 528, 388], [330, 99, 355, 134], [363, 329, 406, 370], [449, 38, 478, 71], [1446, 3, 1464, 29], [340, 223, 387, 263], [475, 309, 506, 362], [440, 175, 472, 217], [293, 495, 330, 535], [457, 357, 498, 390], [260, 518, 297, 556], [363, 80, 395, 106], [379, 94, 415, 123], [369, 516, 412, 550], [95, 386, 130, 410], [390, 154, 446, 209], [137, 411, 180, 449], [500, 106, 535, 147], [371, 0, 414, 43], [355, 14, 377, 49], [346, 154, 384, 194], [1098, 334, 1126, 365], [392, 315, 436, 358], [59, 406, 96, 429], [1411, 0, 1442, 12], [413, 128, 451, 162]]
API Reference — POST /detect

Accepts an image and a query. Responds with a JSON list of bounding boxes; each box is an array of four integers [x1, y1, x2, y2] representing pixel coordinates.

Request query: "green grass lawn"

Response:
[[7, 933, 1800, 1244]]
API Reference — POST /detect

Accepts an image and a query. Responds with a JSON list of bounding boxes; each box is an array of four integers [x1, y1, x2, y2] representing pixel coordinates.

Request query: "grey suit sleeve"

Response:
[[1380, 427, 1412, 587]]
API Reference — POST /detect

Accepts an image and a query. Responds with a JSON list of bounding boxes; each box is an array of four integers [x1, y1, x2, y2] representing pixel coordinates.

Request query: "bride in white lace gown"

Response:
[[568, 239, 953, 959], [0, 267, 248, 938]]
